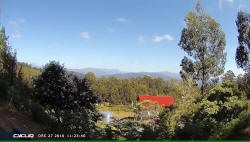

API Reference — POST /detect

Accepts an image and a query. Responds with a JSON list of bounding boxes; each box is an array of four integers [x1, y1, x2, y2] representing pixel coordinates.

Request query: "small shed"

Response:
[[138, 96, 174, 107]]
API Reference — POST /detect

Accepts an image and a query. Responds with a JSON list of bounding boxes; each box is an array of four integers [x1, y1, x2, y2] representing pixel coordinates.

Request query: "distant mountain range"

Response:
[[69, 68, 124, 75], [68, 68, 181, 81], [111, 71, 181, 81]]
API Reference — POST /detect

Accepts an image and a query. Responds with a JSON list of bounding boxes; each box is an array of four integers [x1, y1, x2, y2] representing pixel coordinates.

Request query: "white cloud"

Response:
[[80, 32, 90, 39], [11, 33, 22, 39], [9, 18, 26, 27], [138, 36, 145, 43], [108, 28, 115, 33], [218, 0, 234, 10], [116, 17, 128, 23], [153, 34, 173, 42]]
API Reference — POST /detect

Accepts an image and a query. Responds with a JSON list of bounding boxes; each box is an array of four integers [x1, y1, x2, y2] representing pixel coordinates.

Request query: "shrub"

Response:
[[175, 80, 248, 140], [30, 103, 51, 124], [94, 121, 121, 140], [156, 80, 201, 140], [210, 110, 249, 139], [0, 77, 9, 101], [119, 119, 142, 140]]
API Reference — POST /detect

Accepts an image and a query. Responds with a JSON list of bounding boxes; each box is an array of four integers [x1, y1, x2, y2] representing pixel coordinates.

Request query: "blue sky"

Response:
[[1, 0, 249, 74]]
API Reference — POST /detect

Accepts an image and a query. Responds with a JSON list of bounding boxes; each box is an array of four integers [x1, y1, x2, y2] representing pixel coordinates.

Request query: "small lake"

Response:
[[101, 111, 113, 123]]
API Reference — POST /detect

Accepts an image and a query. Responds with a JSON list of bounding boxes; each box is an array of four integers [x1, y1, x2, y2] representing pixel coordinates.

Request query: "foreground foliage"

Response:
[[33, 61, 101, 138], [157, 80, 249, 140]]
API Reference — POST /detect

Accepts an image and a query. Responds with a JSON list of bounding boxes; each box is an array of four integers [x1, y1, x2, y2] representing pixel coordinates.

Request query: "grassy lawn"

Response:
[[97, 103, 135, 119]]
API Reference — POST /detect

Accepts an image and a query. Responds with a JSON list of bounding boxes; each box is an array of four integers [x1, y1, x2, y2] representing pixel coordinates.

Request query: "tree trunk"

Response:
[[201, 46, 205, 97], [55, 109, 61, 124], [201, 75, 205, 96]]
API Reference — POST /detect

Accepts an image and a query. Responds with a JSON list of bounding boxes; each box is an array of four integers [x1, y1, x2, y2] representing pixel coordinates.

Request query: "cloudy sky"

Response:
[[1, 0, 249, 74]]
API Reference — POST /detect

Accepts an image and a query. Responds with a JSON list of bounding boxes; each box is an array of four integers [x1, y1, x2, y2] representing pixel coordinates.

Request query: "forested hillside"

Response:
[[86, 72, 171, 104], [16, 62, 41, 86]]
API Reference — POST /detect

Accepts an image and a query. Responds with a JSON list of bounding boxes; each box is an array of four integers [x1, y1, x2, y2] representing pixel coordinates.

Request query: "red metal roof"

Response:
[[139, 96, 174, 107]]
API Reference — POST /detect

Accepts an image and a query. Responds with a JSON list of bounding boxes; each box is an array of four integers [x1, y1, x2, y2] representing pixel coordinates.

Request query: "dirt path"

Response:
[[0, 103, 47, 139]]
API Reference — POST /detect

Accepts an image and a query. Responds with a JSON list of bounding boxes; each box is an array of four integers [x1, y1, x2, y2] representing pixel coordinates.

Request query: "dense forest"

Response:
[[0, 1, 249, 140]]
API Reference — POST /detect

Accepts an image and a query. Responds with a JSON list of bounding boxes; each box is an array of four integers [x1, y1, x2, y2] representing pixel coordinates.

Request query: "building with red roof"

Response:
[[138, 96, 175, 107]]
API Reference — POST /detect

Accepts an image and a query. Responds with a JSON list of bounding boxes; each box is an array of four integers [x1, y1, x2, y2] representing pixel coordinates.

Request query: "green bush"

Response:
[[94, 121, 121, 140], [174, 80, 248, 140], [140, 124, 158, 140], [96, 118, 143, 140], [0, 77, 9, 101], [156, 80, 201, 140], [30, 103, 51, 124], [7, 85, 31, 112], [120, 119, 142, 140], [210, 110, 250, 139]]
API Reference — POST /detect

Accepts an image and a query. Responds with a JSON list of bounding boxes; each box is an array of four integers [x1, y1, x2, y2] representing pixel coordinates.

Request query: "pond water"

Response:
[[101, 111, 113, 123]]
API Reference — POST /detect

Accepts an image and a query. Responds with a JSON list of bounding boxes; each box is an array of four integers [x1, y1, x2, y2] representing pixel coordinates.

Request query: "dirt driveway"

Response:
[[0, 103, 47, 140]]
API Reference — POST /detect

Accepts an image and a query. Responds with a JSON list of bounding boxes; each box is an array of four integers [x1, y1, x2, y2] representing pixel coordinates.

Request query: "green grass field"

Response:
[[97, 103, 135, 118]]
